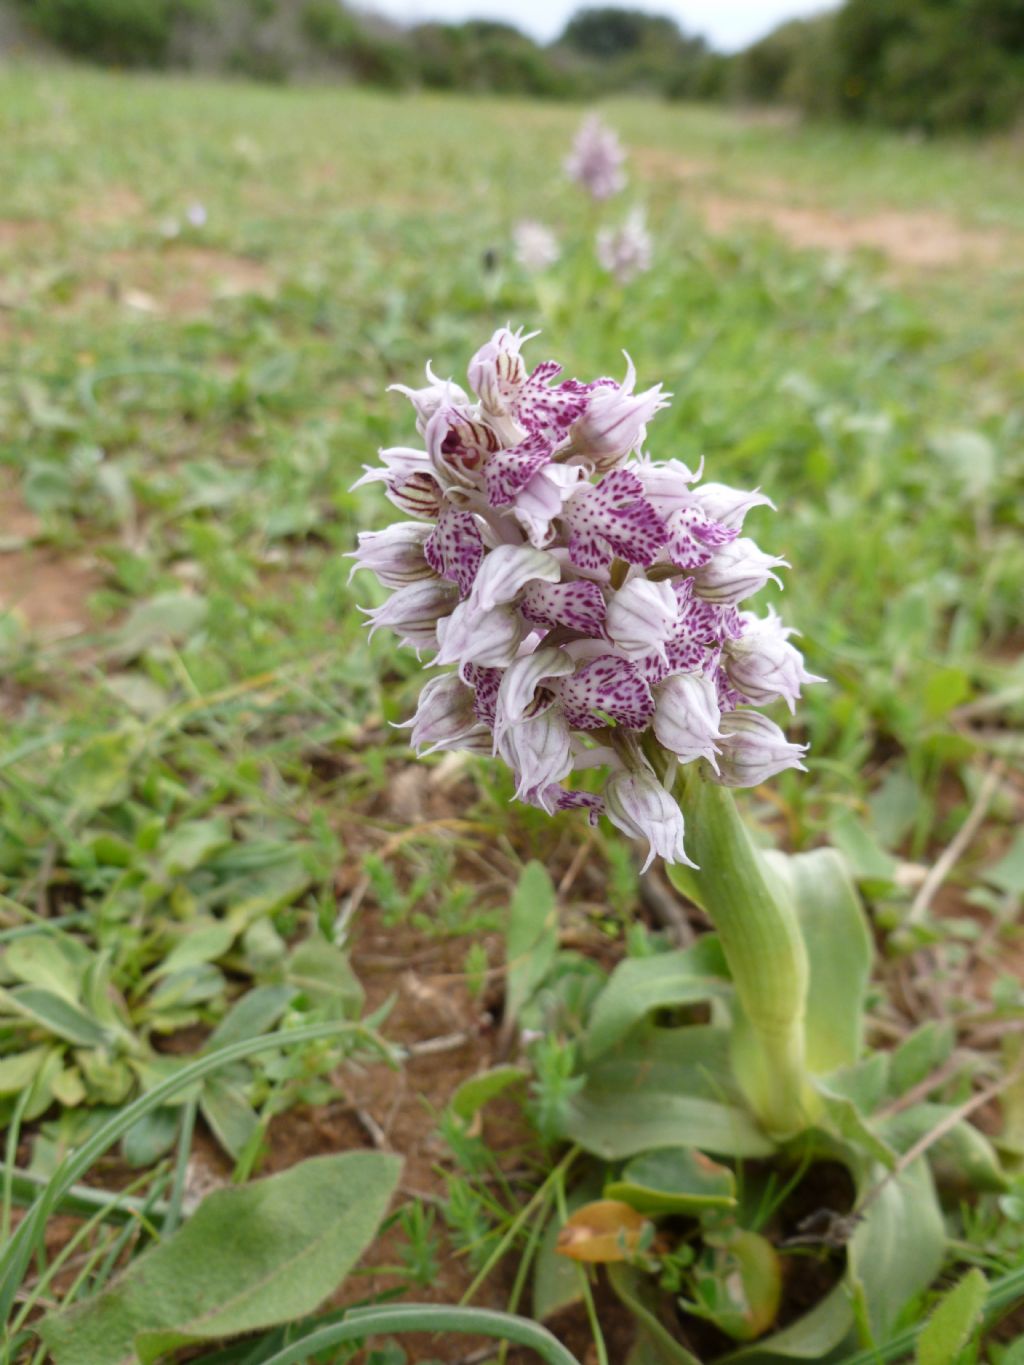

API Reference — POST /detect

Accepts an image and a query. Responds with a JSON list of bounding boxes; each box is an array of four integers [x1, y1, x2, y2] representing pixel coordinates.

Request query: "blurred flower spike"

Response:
[[597, 208, 652, 284], [565, 114, 627, 201], [351, 329, 820, 869], [513, 220, 560, 274]]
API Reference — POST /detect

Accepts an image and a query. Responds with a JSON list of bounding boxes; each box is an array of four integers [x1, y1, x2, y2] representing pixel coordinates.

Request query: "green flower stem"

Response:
[[674, 767, 816, 1138]]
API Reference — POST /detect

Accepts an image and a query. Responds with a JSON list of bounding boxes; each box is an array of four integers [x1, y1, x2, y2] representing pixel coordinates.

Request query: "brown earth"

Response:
[[635, 146, 1012, 269], [0, 489, 99, 635], [66, 246, 276, 319]]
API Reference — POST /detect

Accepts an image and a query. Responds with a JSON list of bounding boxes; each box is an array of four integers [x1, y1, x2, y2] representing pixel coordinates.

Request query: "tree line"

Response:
[[7, 0, 1024, 133]]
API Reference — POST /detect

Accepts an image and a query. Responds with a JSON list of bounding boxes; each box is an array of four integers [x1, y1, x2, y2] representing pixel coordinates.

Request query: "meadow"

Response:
[[0, 65, 1022, 1364]]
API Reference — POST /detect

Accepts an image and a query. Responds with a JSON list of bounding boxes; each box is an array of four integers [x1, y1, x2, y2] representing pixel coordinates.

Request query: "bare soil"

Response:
[[66, 246, 276, 320], [635, 147, 1013, 269], [0, 487, 99, 636]]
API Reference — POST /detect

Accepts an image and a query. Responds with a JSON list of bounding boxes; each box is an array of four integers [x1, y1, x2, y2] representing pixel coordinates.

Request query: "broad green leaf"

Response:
[[223, 858, 312, 927], [116, 592, 209, 658], [156, 819, 232, 878], [122, 1108, 181, 1167], [4, 935, 90, 999], [583, 937, 730, 1061], [916, 1268, 987, 1365], [62, 731, 141, 812], [157, 920, 237, 976], [717, 1281, 854, 1364], [563, 1027, 774, 1160], [689, 1227, 782, 1342], [813, 1080, 897, 1170], [888, 1021, 955, 1097], [827, 811, 898, 890], [78, 1050, 135, 1105], [206, 985, 295, 1049], [450, 1065, 527, 1123], [763, 848, 872, 1075], [200, 1076, 260, 1160], [147, 962, 225, 1012], [848, 1157, 946, 1343], [0, 1045, 51, 1094], [285, 939, 363, 1017], [0, 984, 107, 1047], [879, 1104, 1008, 1193], [39, 1151, 402, 1365], [504, 862, 558, 1024], [52, 1066, 86, 1107], [606, 1146, 736, 1215]]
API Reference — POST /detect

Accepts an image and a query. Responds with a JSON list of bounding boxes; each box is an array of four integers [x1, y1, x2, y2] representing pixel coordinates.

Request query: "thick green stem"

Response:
[[675, 767, 816, 1138]]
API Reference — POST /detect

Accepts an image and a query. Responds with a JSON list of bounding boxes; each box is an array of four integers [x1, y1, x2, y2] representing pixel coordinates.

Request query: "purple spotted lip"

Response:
[[350, 327, 821, 869]]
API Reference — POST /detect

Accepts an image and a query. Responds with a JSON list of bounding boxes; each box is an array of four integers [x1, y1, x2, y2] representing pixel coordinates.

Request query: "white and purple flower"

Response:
[[565, 114, 627, 201], [513, 220, 560, 273], [351, 328, 820, 868]]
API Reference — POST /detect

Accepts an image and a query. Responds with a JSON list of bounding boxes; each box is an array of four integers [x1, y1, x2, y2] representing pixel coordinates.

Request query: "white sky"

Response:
[[364, 0, 830, 50]]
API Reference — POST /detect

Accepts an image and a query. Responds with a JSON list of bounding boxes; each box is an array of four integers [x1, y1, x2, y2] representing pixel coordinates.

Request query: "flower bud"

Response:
[[605, 578, 679, 661], [711, 710, 808, 788], [404, 673, 485, 755], [468, 327, 532, 420], [498, 708, 574, 805], [434, 599, 525, 670], [690, 482, 774, 530], [653, 672, 722, 767], [723, 610, 824, 713], [693, 538, 786, 605], [347, 523, 433, 589], [604, 769, 693, 872], [362, 580, 458, 651], [389, 362, 469, 436], [493, 647, 574, 747], [568, 357, 667, 474]]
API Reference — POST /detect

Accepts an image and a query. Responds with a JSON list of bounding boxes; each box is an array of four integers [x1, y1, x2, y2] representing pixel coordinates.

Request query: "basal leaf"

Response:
[[605, 1146, 736, 1216], [763, 848, 872, 1075], [563, 1027, 773, 1160], [450, 1065, 528, 1123], [0, 984, 108, 1047], [285, 939, 364, 1018], [848, 1157, 946, 1343], [504, 862, 558, 1024], [583, 937, 730, 1062], [39, 1151, 402, 1365]]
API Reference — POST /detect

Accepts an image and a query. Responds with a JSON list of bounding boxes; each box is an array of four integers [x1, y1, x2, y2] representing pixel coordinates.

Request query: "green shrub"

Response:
[[21, 0, 201, 66]]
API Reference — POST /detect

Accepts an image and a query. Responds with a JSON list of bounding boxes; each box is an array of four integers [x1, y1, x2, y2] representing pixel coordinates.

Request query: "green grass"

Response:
[[0, 64, 1022, 1360]]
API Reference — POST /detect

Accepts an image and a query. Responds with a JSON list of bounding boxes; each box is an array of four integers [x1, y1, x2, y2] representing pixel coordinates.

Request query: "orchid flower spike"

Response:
[[352, 328, 820, 869], [596, 208, 653, 285], [565, 114, 627, 201]]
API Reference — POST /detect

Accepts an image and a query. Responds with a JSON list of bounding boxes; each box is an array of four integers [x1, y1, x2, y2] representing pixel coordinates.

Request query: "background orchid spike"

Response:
[[513, 220, 560, 273], [564, 113, 627, 200], [597, 208, 653, 285], [352, 328, 820, 869]]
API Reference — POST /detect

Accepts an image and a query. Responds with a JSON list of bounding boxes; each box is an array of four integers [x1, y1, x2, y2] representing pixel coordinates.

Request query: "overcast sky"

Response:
[[364, 0, 830, 50]]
